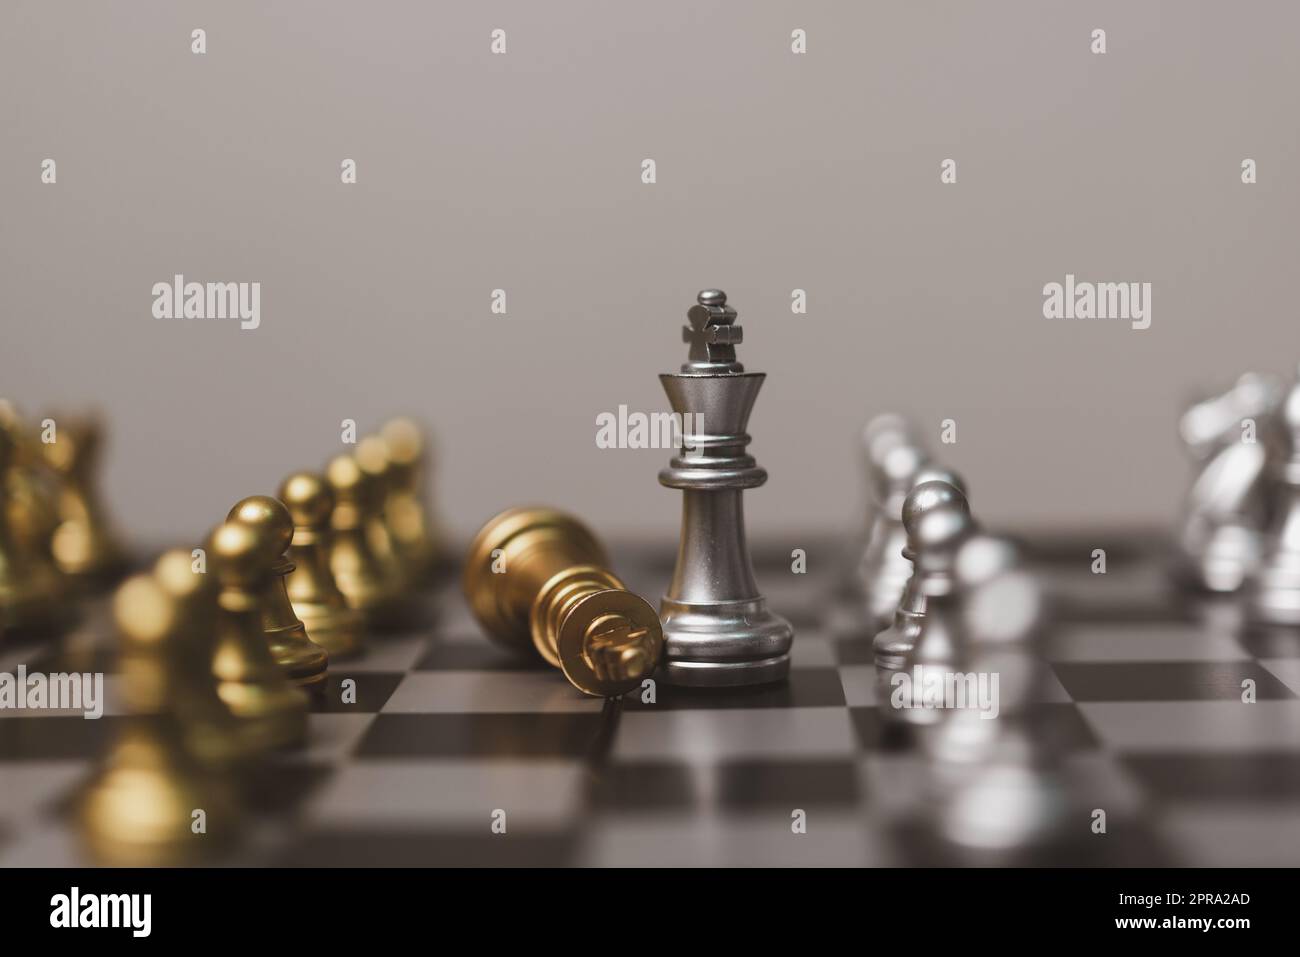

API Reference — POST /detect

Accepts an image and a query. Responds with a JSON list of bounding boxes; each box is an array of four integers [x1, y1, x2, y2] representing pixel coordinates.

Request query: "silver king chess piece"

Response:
[[657, 289, 794, 687]]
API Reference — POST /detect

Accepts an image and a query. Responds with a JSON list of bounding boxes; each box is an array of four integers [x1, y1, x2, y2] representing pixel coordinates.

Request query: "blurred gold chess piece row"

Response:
[[0, 402, 126, 640], [79, 415, 443, 865]]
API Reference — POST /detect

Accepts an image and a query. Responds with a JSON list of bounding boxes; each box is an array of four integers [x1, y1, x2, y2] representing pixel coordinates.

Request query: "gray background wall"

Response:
[[2, 1, 1296, 547]]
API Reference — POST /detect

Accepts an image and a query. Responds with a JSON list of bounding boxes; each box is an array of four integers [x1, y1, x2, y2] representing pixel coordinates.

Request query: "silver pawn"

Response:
[[841, 415, 916, 595], [873, 476, 969, 672], [925, 534, 1037, 772], [859, 437, 927, 628], [848, 415, 921, 591], [894, 496, 977, 728], [935, 537, 1070, 852]]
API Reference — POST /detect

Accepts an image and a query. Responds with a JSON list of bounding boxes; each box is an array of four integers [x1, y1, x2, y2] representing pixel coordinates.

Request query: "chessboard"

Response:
[[3, 532, 1299, 868]]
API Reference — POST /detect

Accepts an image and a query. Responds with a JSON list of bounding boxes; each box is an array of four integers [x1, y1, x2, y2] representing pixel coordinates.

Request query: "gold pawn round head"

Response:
[[379, 418, 426, 483], [113, 573, 178, 649], [380, 417, 425, 462], [226, 495, 295, 558], [207, 520, 275, 590], [278, 472, 333, 530], [112, 573, 184, 714], [326, 453, 380, 510], [153, 548, 215, 605], [355, 435, 394, 492]]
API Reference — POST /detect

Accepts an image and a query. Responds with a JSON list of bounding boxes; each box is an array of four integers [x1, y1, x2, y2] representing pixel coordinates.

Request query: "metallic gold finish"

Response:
[[0, 425, 69, 636], [463, 507, 664, 697], [79, 720, 239, 865], [208, 521, 308, 751], [378, 416, 441, 582], [151, 549, 262, 767], [355, 436, 409, 585], [0, 400, 62, 556], [278, 472, 364, 659], [79, 573, 238, 865], [226, 495, 329, 690], [39, 412, 126, 585], [325, 452, 417, 629]]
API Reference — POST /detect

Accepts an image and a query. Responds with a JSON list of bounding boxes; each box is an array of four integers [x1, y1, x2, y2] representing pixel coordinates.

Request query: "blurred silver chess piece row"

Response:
[[1177, 368, 1300, 631], [854, 413, 1077, 856]]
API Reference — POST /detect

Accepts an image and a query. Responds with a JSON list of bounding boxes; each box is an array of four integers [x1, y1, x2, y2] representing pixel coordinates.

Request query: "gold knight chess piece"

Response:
[[208, 520, 308, 752], [226, 495, 329, 690], [463, 506, 664, 697], [39, 412, 126, 586], [0, 400, 62, 556], [277, 472, 364, 659], [0, 425, 68, 637], [79, 573, 239, 865]]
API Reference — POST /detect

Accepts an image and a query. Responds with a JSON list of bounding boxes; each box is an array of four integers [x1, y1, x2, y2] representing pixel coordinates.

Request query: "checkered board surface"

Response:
[[3, 533, 1299, 867]]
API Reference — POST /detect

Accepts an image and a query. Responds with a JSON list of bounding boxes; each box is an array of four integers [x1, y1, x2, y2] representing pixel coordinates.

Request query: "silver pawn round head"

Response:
[[903, 479, 970, 537], [912, 465, 968, 501], [862, 413, 918, 466], [962, 569, 1045, 649], [913, 502, 974, 551], [954, 534, 1020, 590], [882, 443, 926, 484]]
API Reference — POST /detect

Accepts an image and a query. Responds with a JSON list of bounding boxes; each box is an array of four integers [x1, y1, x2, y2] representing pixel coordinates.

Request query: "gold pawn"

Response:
[[378, 417, 441, 583], [0, 425, 67, 636], [463, 507, 664, 697], [278, 472, 364, 659], [151, 548, 262, 767], [355, 436, 411, 590], [208, 520, 308, 752], [39, 412, 126, 586], [79, 574, 239, 865], [325, 452, 414, 629], [226, 495, 329, 690]]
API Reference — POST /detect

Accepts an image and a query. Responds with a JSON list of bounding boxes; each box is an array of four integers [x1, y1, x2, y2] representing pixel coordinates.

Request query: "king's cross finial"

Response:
[[682, 289, 743, 370]]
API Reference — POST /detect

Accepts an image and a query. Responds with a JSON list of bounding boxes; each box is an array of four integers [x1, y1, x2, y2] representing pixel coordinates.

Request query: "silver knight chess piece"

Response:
[[1247, 375, 1300, 628], [1176, 372, 1284, 593], [658, 289, 794, 687]]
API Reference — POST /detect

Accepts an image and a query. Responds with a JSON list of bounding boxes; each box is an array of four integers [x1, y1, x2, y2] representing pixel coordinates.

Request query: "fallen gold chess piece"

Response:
[[463, 507, 663, 698]]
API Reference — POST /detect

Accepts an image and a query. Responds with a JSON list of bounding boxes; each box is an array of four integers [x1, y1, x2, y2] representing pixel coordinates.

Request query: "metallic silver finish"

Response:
[[1177, 372, 1284, 592], [928, 535, 1045, 773], [1248, 377, 1300, 626], [937, 741, 1070, 852], [856, 408, 972, 633], [859, 440, 928, 628], [934, 551, 1068, 852], [872, 478, 970, 673], [658, 290, 794, 687], [885, 499, 975, 728]]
